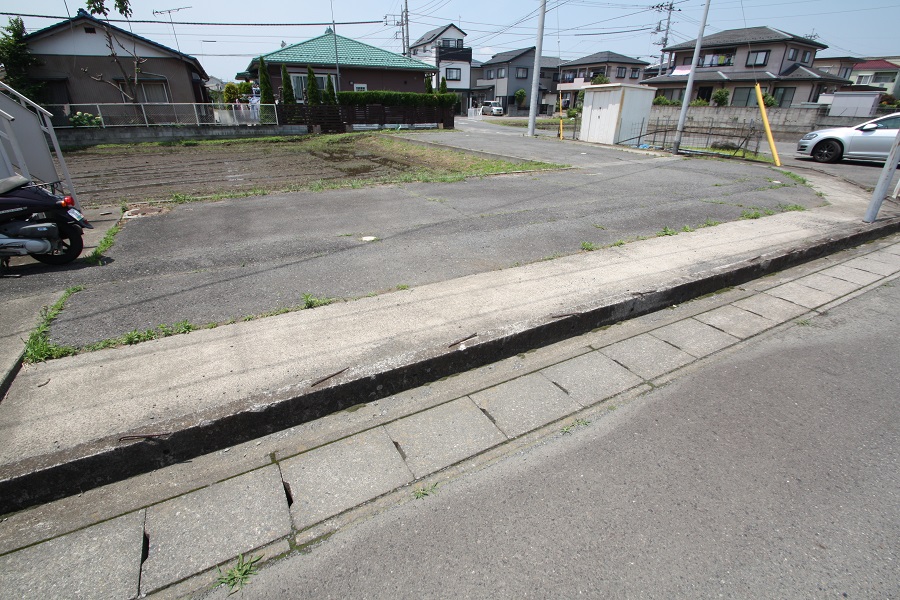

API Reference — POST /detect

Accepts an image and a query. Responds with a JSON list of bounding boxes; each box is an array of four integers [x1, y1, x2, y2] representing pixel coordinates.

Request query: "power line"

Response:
[[0, 12, 383, 26]]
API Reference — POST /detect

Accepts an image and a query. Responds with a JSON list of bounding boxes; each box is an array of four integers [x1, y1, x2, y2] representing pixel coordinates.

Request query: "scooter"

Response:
[[0, 174, 93, 273]]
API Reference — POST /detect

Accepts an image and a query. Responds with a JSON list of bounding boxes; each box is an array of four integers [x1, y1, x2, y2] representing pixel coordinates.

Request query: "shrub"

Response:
[[712, 88, 730, 106], [280, 65, 295, 104], [880, 94, 896, 105], [336, 91, 457, 108], [324, 75, 337, 105], [591, 74, 610, 84], [439, 76, 448, 94], [306, 66, 321, 105], [514, 88, 527, 107], [69, 111, 102, 127], [424, 76, 433, 94], [761, 93, 777, 107], [689, 98, 710, 107], [653, 95, 677, 106], [566, 108, 578, 118], [257, 56, 275, 104], [223, 82, 240, 103]]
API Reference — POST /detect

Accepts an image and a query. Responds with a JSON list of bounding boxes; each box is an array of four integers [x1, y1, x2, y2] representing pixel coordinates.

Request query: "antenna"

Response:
[[152, 6, 191, 53]]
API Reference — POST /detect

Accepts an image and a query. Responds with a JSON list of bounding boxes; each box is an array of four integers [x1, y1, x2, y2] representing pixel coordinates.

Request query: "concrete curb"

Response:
[[2, 215, 898, 514]]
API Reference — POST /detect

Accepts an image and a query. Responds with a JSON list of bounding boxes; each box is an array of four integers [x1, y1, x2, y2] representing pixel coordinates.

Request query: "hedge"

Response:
[[337, 91, 457, 108]]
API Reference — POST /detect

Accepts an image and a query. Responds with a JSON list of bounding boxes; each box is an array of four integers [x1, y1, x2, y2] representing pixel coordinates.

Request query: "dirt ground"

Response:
[[61, 134, 458, 207]]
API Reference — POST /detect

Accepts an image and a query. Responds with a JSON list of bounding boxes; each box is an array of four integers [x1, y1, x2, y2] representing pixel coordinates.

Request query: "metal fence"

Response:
[[621, 116, 765, 159], [44, 103, 279, 128]]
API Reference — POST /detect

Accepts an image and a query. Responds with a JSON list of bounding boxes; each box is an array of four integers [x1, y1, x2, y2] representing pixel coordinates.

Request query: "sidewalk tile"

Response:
[[694, 305, 777, 339], [599, 333, 695, 380], [880, 244, 900, 256], [470, 373, 581, 438], [280, 427, 413, 530], [385, 398, 506, 479], [0, 511, 144, 600], [141, 465, 291, 594], [733, 293, 810, 323], [818, 264, 883, 286], [865, 250, 900, 267], [649, 318, 740, 358], [796, 273, 861, 296], [541, 350, 643, 405], [841, 256, 899, 277], [764, 281, 839, 309]]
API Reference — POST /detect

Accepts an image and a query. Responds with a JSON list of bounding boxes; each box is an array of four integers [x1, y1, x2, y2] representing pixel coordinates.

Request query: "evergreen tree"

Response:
[[257, 56, 275, 104], [324, 74, 337, 105], [424, 75, 433, 94], [306, 66, 322, 105], [281, 64, 296, 104], [0, 17, 42, 101], [223, 82, 239, 103], [439, 76, 448, 94]]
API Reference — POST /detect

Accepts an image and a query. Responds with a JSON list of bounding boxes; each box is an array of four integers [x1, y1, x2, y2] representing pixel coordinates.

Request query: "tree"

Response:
[[223, 82, 239, 103], [237, 81, 252, 96], [514, 88, 527, 107], [257, 56, 275, 104], [0, 17, 42, 101], [85, 0, 132, 17], [424, 75, 433, 94], [281, 64, 296, 104], [439, 76, 448, 94], [590, 74, 610, 84], [712, 88, 730, 107], [306, 66, 321, 105], [324, 75, 336, 105]]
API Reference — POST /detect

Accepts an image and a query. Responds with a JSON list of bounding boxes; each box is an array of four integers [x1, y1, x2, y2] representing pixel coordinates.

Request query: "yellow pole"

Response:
[[754, 83, 781, 166], [559, 91, 564, 140]]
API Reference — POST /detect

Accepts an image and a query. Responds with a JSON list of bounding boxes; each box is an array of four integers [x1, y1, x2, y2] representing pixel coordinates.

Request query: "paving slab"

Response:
[[280, 427, 413, 530], [0, 510, 144, 600], [599, 333, 695, 380], [880, 243, 900, 255], [469, 372, 581, 438], [694, 305, 778, 339], [842, 255, 900, 277], [384, 397, 506, 479], [540, 350, 644, 405], [732, 293, 810, 323], [648, 318, 740, 358], [796, 272, 863, 296], [865, 250, 900, 267], [820, 264, 887, 286], [765, 281, 841, 308], [140, 465, 291, 595], [0, 292, 61, 394]]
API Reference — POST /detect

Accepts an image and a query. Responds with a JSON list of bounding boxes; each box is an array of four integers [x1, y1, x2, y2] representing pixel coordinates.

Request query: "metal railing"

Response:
[[620, 116, 764, 158], [43, 103, 279, 128]]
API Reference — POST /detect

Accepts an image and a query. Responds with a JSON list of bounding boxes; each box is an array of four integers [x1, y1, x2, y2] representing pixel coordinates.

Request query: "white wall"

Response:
[[30, 26, 171, 58]]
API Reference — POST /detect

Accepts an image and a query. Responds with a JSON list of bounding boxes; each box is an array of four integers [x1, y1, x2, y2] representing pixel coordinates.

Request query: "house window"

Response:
[[577, 69, 587, 78], [660, 88, 684, 102], [516, 67, 528, 78], [120, 81, 170, 103], [446, 68, 461, 81], [83, 26, 96, 34], [290, 74, 334, 102], [354, 84, 367, 92], [456, 39, 463, 48], [700, 51, 735, 67], [486, 69, 493, 79], [773, 87, 795, 107], [732, 86, 767, 107], [787, 48, 797, 60], [630, 68, 640, 79], [746, 50, 770, 67], [801, 50, 811, 63], [682, 56, 692, 65], [497, 67, 506, 78], [552, 72, 560, 82], [616, 67, 626, 78], [873, 72, 896, 83], [856, 75, 872, 85], [412, 48, 418, 55], [590, 67, 607, 78], [442, 39, 454, 47], [561, 72, 574, 83], [839, 67, 852, 79]]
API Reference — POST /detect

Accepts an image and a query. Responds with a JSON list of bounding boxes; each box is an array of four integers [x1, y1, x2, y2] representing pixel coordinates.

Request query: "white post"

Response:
[[193, 103, 200, 126], [672, 0, 712, 154]]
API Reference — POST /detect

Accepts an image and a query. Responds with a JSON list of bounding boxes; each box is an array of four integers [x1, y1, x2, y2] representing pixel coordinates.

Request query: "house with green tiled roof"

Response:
[[240, 29, 436, 101]]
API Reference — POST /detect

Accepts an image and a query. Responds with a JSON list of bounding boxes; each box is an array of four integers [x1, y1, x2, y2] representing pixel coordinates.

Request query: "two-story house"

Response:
[[409, 24, 473, 112], [641, 26, 849, 107], [474, 47, 562, 114], [849, 59, 900, 98], [557, 51, 649, 109]]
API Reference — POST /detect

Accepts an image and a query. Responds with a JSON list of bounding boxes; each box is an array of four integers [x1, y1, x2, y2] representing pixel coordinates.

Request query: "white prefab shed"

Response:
[[579, 83, 656, 145]]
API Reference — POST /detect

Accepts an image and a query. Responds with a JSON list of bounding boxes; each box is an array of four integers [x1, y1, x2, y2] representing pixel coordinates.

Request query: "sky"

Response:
[[4, 0, 897, 82]]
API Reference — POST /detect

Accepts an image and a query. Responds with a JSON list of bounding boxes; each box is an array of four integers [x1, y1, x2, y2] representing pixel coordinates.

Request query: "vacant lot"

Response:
[[63, 133, 561, 207]]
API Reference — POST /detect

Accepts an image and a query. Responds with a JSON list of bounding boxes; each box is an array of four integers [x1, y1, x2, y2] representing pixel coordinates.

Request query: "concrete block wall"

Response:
[[54, 124, 309, 148]]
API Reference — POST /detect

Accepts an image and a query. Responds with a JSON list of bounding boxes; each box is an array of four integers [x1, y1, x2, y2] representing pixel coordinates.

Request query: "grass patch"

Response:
[[681, 225, 695, 232], [581, 241, 598, 251], [656, 226, 678, 237], [396, 284, 409, 290], [778, 203, 806, 212], [700, 218, 721, 228], [216, 554, 262, 592], [84, 224, 122, 265], [561, 418, 591, 434], [774, 169, 807, 185], [740, 209, 762, 220], [22, 286, 84, 363], [413, 482, 439, 499]]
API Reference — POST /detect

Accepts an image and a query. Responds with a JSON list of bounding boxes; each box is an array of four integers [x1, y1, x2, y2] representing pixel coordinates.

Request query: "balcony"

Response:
[[556, 77, 590, 92], [437, 46, 473, 63]]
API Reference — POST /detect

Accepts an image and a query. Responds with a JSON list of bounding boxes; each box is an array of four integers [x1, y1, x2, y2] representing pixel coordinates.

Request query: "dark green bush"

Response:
[[336, 91, 457, 108]]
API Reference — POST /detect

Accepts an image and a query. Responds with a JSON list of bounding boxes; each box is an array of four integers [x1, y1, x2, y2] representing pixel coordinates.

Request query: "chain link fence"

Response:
[[43, 103, 279, 128], [620, 116, 765, 159]]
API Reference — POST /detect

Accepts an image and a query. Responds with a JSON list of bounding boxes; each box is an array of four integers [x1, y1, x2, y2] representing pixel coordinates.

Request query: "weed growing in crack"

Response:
[[216, 554, 262, 592], [581, 241, 598, 251], [413, 482, 439, 499]]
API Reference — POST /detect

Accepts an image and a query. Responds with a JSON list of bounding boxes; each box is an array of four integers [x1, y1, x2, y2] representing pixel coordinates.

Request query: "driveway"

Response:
[[2, 126, 827, 348]]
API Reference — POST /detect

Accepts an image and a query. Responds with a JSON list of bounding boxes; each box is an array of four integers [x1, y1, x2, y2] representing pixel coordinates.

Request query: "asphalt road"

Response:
[[205, 269, 900, 599], [2, 129, 824, 348]]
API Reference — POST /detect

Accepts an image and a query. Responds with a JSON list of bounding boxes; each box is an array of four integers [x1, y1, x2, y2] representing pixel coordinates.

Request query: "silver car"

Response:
[[481, 101, 504, 116], [797, 112, 900, 163]]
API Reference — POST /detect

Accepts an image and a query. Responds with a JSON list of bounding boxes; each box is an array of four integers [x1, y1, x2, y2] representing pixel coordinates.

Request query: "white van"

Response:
[[481, 101, 504, 116]]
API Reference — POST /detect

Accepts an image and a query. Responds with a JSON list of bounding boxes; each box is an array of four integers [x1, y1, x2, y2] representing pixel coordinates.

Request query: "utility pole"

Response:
[[527, 0, 547, 137], [402, 0, 410, 56], [672, 0, 711, 154], [152, 6, 191, 54], [653, 2, 676, 77]]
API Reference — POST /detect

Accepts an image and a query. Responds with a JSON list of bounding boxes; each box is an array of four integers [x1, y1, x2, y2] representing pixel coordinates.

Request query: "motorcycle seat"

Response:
[[0, 175, 30, 195]]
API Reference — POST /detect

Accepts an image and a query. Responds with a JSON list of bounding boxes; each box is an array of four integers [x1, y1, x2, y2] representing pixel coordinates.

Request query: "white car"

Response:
[[796, 112, 900, 163], [481, 101, 504, 116]]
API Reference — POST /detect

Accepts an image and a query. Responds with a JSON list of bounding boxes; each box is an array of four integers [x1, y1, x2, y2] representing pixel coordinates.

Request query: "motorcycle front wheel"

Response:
[[31, 222, 84, 265]]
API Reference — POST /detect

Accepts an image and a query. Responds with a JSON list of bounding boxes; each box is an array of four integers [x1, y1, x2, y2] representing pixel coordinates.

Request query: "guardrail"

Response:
[[43, 103, 279, 128]]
